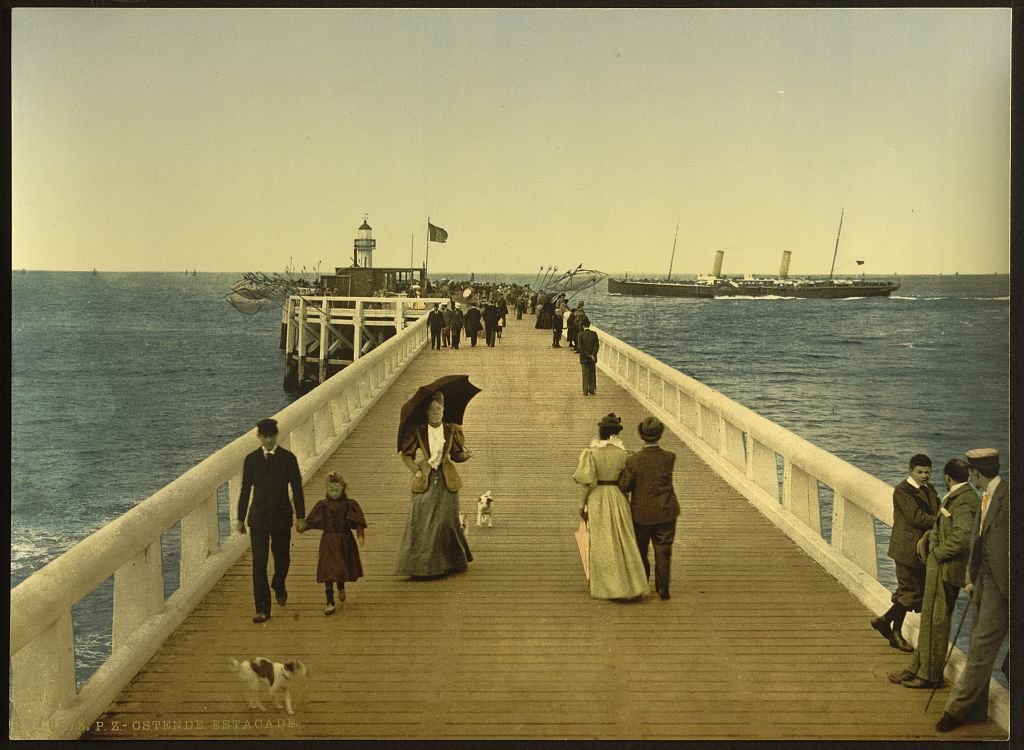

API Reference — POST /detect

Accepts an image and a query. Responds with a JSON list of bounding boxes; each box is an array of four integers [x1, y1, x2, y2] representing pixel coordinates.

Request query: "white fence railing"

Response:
[[8, 316, 431, 740], [592, 324, 1009, 732]]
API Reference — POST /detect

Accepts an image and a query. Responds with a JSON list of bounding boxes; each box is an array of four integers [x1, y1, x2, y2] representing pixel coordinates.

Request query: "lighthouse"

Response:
[[353, 216, 375, 268]]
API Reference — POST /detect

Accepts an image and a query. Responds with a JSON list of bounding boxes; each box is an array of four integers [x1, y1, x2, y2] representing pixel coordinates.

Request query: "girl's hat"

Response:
[[327, 471, 345, 485]]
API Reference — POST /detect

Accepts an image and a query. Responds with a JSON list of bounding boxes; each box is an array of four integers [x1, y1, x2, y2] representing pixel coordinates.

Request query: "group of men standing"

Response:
[[872, 449, 1009, 733], [427, 298, 508, 350]]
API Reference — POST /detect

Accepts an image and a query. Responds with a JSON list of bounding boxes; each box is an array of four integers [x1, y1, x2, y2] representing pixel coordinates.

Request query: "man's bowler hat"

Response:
[[638, 416, 664, 442]]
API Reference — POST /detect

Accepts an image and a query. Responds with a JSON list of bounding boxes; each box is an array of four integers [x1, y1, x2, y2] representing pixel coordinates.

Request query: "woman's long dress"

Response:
[[573, 441, 648, 599], [394, 467, 473, 577]]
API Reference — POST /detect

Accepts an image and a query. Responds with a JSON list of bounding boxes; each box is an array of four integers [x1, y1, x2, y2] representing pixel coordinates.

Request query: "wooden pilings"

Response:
[[281, 295, 446, 392]]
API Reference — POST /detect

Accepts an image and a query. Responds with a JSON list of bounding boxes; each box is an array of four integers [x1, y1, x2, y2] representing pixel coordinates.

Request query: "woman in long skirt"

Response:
[[573, 413, 648, 600], [395, 391, 473, 578]]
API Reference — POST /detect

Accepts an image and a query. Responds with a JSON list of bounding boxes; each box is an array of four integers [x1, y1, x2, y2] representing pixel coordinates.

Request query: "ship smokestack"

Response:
[[712, 250, 724, 277], [779, 250, 791, 279]]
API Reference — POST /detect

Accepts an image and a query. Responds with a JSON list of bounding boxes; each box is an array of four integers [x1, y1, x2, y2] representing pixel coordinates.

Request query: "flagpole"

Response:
[[410, 234, 414, 267], [425, 217, 430, 280]]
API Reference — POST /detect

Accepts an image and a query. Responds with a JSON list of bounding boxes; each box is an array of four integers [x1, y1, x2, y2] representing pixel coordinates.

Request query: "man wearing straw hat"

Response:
[[935, 448, 1009, 732]]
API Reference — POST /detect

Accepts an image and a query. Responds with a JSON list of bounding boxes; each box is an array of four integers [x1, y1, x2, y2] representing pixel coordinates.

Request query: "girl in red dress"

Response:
[[304, 471, 367, 615]]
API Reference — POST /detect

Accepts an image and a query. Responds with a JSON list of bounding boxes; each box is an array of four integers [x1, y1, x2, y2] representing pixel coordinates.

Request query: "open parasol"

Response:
[[397, 374, 482, 451]]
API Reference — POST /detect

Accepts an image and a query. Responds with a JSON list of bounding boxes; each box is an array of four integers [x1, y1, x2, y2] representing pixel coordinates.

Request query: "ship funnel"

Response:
[[712, 250, 724, 277], [779, 250, 791, 279]]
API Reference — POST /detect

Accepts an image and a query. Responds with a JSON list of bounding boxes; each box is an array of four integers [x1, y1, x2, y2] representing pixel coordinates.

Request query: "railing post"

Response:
[[832, 493, 878, 576], [394, 299, 405, 331], [319, 299, 330, 384], [228, 471, 243, 527], [719, 417, 746, 470], [353, 301, 364, 360], [783, 459, 822, 535], [747, 437, 779, 501], [113, 541, 165, 649], [296, 298, 307, 384], [181, 492, 219, 584], [9, 611, 76, 738]]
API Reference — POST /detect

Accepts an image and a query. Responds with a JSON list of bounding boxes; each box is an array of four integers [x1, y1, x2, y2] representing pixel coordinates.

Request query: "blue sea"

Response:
[[10, 271, 1010, 687]]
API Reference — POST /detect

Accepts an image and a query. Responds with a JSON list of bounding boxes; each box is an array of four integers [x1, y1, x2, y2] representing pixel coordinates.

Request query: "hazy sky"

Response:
[[12, 8, 1011, 276]]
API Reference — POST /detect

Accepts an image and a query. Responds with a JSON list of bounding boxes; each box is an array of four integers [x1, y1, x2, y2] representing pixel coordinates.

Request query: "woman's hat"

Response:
[[638, 416, 664, 442], [326, 471, 344, 485], [597, 413, 623, 432]]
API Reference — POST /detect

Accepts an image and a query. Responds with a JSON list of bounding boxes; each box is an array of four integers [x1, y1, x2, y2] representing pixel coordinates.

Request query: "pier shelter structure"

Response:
[[281, 294, 446, 390], [9, 316, 1010, 741]]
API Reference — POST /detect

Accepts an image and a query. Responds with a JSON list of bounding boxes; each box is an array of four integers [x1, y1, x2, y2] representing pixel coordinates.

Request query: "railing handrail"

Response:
[[591, 325, 895, 525]]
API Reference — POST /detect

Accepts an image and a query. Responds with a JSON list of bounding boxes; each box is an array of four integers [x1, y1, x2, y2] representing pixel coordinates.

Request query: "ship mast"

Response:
[[828, 209, 845, 280], [666, 217, 680, 281]]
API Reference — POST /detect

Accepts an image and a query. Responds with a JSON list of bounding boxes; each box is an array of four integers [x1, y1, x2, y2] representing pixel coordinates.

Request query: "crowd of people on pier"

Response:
[[233, 299, 1009, 737]]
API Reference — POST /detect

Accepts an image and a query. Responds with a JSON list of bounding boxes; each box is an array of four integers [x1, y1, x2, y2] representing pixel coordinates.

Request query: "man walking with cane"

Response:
[[935, 448, 1009, 732]]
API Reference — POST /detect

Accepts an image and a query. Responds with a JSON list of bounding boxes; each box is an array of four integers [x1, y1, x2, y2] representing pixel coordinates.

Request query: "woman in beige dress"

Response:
[[573, 413, 648, 600]]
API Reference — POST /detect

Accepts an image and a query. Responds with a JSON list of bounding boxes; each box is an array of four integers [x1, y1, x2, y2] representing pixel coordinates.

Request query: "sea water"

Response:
[[10, 271, 1009, 686]]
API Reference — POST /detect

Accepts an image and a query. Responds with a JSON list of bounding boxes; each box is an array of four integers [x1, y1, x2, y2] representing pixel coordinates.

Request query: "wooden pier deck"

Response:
[[83, 316, 1003, 741]]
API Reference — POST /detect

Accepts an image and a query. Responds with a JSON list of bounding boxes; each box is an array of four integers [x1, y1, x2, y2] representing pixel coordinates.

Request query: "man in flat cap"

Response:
[[237, 418, 307, 623], [618, 416, 680, 600], [871, 454, 938, 652], [937, 448, 1009, 732]]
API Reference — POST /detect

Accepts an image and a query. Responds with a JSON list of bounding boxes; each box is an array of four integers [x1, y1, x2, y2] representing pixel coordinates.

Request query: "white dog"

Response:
[[476, 491, 495, 527], [229, 657, 308, 715]]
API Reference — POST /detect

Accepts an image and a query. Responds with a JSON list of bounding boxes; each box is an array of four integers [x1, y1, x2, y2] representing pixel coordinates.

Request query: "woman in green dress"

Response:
[[573, 413, 647, 600]]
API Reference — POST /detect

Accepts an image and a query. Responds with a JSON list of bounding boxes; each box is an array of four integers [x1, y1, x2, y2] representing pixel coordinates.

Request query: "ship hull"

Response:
[[607, 277, 900, 299]]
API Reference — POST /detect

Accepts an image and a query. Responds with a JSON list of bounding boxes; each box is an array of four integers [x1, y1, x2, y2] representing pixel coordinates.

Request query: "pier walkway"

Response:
[[79, 317, 1004, 741], [13, 314, 1007, 741]]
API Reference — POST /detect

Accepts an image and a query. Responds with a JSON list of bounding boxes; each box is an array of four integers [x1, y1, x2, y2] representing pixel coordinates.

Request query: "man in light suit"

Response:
[[618, 416, 680, 600], [237, 418, 307, 623], [888, 458, 979, 689], [936, 448, 1009, 732]]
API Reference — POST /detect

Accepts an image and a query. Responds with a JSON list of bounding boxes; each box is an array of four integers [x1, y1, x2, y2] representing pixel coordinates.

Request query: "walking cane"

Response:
[[925, 593, 972, 712]]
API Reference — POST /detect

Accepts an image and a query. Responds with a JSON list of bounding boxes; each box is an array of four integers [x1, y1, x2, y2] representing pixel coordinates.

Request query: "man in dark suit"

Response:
[[236, 418, 307, 623], [482, 299, 500, 347], [937, 448, 1010, 732], [871, 454, 938, 652], [577, 317, 599, 396], [427, 303, 444, 350], [450, 304, 465, 350], [618, 416, 680, 600], [464, 303, 482, 347]]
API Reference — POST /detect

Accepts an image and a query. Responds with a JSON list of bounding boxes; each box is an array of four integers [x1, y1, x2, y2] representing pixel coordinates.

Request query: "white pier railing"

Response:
[[8, 316, 431, 740], [592, 324, 1009, 732]]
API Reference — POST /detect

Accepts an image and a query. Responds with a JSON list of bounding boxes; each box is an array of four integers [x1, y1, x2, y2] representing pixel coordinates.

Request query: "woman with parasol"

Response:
[[573, 413, 647, 600], [394, 376, 479, 578]]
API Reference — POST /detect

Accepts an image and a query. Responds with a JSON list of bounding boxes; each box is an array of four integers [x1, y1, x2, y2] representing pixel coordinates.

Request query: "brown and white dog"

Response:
[[476, 491, 495, 527], [229, 657, 308, 715]]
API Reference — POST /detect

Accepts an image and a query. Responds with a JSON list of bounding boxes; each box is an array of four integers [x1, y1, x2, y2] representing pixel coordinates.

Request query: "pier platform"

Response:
[[78, 317, 1004, 741]]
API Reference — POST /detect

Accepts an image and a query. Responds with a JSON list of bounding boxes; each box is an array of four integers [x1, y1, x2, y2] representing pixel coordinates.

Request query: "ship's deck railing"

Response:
[[8, 316, 431, 740], [592, 324, 1009, 730]]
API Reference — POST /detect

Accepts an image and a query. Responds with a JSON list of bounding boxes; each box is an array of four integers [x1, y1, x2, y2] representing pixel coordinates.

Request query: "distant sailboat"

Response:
[[91, 268, 98, 276]]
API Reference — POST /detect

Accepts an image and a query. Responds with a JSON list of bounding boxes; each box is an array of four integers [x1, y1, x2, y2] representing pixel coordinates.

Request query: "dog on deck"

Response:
[[229, 657, 308, 715], [476, 491, 495, 527]]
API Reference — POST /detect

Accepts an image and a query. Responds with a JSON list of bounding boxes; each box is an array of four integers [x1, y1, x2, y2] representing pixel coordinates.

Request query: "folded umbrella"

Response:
[[574, 519, 590, 581]]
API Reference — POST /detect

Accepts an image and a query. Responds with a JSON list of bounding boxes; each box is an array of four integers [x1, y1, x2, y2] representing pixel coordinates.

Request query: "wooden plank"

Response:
[[82, 316, 1004, 741]]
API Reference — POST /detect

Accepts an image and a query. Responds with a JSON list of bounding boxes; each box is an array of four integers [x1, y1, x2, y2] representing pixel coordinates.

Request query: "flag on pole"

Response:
[[428, 222, 448, 243]]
